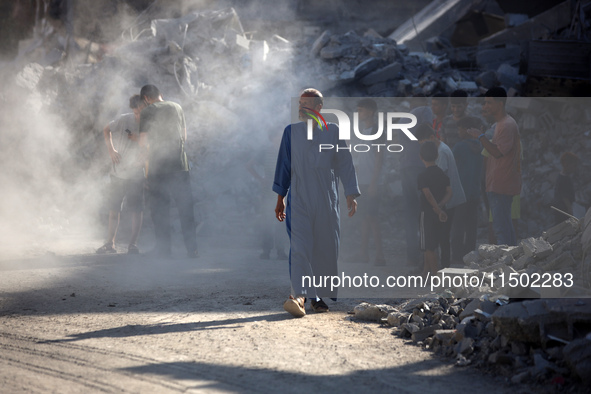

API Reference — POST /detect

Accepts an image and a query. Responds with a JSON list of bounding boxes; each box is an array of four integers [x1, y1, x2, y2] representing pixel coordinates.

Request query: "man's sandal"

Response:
[[283, 295, 306, 317], [96, 244, 116, 254], [311, 298, 329, 313]]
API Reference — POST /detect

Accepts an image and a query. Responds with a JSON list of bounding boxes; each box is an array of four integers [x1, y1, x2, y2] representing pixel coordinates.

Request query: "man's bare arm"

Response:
[[103, 124, 120, 164]]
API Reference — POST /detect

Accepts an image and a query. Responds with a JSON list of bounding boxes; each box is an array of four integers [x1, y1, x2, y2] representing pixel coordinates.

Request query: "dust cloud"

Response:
[[0, 1, 305, 259]]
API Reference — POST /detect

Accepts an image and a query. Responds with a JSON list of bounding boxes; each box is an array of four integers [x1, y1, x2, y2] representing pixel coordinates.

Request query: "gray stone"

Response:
[[511, 341, 528, 356], [504, 13, 529, 27], [444, 76, 458, 92], [521, 237, 553, 259], [397, 44, 409, 55], [531, 353, 568, 377], [463, 250, 480, 265], [456, 354, 471, 366], [421, 80, 437, 96], [352, 57, 382, 79], [387, 311, 410, 327], [542, 218, 579, 245], [510, 370, 530, 384], [512, 254, 534, 270], [496, 63, 522, 88], [431, 58, 450, 71], [459, 298, 497, 320], [500, 245, 523, 258], [541, 251, 575, 271], [311, 30, 331, 56], [457, 337, 474, 355], [410, 313, 424, 324], [474, 309, 492, 323], [360, 62, 402, 85], [456, 81, 478, 92], [563, 338, 591, 385], [353, 302, 393, 321], [488, 351, 513, 364], [397, 78, 412, 95], [412, 324, 441, 342], [400, 322, 420, 336], [338, 70, 355, 82], [475, 70, 497, 89], [433, 329, 456, 345], [320, 44, 351, 59], [491, 300, 546, 343], [477, 244, 505, 260]]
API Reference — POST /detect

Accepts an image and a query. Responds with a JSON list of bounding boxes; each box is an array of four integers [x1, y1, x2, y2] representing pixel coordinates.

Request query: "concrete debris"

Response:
[[358, 294, 591, 387], [353, 302, 396, 321], [563, 337, 591, 385], [388, 0, 486, 50], [520, 237, 553, 259], [352, 210, 591, 388]]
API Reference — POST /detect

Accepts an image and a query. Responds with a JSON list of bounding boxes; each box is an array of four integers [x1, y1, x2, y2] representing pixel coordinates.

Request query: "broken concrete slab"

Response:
[[360, 62, 402, 85], [320, 44, 352, 59], [354, 302, 395, 321], [491, 300, 546, 343], [520, 237, 553, 259], [412, 324, 442, 342], [563, 337, 591, 385], [352, 57, 382, 79], [388, 0, 486, 50], [387, 311, 411, 327], [456, 80, 478, 92], [477, 244, 506, 260], [311, 29, 331, 56], [456, 337, 474, 355]]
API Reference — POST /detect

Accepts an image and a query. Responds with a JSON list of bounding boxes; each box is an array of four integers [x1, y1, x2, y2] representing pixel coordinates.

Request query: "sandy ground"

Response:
[[0, 233, 531, 394]]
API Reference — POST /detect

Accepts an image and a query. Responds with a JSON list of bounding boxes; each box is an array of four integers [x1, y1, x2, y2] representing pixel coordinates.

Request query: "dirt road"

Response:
[[0, 236, 523, 393]]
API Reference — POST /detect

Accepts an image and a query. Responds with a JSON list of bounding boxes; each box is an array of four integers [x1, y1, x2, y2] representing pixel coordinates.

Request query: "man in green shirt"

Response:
[[139, 84, 198, 258]]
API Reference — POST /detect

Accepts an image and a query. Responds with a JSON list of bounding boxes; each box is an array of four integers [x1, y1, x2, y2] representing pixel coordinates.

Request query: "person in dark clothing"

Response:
[[138, 84, 198, 258], [451, 116, 483, 261], [418, 141, 452, 276]]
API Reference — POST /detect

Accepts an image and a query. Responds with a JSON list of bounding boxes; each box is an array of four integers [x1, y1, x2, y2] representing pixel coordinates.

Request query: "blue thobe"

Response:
[[273, 121, 360, 299]]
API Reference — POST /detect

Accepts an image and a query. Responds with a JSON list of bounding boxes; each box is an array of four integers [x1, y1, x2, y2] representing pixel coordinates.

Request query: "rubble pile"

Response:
[[509, 98, 591, 232], [459, 217, 588, 298], [303, 29, 591, 236], [302, 29, 484, 97], [379, 297, 591, 387], [352, 209, 591, 388]]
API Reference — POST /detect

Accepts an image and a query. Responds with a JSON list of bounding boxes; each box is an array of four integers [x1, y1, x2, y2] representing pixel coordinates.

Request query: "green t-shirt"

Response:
[[139, 101, 189, 174]]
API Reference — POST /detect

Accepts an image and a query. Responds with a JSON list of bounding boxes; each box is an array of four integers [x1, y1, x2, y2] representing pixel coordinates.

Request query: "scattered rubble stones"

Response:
[[353, 212, 591, 388]]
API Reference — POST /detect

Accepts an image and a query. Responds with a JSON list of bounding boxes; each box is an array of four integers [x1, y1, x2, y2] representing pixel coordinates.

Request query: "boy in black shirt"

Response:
[[418, 141, 452, 276]]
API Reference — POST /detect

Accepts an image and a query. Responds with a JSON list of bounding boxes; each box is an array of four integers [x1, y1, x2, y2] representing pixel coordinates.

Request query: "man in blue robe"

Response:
[[273, 88, 360, 317]]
